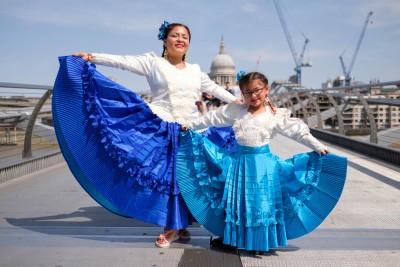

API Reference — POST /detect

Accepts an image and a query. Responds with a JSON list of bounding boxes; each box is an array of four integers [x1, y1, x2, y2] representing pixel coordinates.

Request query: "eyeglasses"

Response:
[[243, 87, 265, 97]]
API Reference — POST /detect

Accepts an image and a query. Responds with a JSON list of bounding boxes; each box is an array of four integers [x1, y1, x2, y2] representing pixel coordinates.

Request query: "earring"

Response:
[[183, 54, 188, 62], [163, 49, 168, 59]]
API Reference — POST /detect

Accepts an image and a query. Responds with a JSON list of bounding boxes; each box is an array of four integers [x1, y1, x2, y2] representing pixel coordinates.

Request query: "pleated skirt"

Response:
[[177, 130, 347, 251], [52, 56, 236, 230]]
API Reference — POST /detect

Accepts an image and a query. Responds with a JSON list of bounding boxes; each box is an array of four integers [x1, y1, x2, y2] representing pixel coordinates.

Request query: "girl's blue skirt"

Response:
[[176, 130, 347, 251], [52, 56, 236, 230]]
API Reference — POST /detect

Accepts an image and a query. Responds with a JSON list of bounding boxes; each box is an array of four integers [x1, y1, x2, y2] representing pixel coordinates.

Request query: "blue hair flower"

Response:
[[158, 21, 170, 40], [236, 70, 246, 82]]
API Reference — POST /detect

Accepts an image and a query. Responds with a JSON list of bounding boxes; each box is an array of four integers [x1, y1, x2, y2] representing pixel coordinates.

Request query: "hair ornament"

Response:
[[158, 21, 170, 40], [236, 70, 246, 82]]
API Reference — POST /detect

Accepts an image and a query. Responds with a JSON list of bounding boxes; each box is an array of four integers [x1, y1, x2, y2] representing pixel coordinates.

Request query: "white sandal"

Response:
[[155, 230, 179, 248]]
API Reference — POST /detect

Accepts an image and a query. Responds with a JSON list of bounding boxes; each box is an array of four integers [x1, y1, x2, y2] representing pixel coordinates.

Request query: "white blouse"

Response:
[[90, 52, 237, 125], [188, 103, 327, 152]]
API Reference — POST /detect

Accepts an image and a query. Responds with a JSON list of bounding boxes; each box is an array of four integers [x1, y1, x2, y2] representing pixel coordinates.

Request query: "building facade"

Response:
[[342, 90, 400, 130]]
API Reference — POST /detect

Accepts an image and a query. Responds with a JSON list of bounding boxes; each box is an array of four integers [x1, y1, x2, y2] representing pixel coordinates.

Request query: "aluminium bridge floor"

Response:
[[0, 134, 399, 267]]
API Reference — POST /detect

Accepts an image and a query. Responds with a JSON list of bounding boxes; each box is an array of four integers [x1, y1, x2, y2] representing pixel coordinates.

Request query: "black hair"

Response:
[[238, 72, 269, 91], [161, 23, 191, 61]]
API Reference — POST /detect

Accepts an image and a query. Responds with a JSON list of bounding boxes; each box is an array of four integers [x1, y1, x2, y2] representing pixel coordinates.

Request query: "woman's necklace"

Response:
[[168, 58, 185, 70]]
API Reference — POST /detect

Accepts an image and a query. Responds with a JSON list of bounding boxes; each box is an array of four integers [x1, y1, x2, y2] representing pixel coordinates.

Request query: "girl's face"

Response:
[[164, 26, 190, 59], [242, 79, 269, 108]]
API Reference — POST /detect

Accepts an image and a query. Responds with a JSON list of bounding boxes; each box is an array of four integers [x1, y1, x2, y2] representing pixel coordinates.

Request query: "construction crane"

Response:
[[273, 0, 311, 85], [339, 11, 373, 86]]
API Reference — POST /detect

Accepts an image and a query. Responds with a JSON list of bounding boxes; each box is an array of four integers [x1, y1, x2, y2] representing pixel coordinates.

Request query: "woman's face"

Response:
[[164, 26, 190, 59], [242, 79, 269, 108]]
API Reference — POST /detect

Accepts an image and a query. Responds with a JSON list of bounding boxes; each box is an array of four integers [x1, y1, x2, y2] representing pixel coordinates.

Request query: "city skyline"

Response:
[[0, 0, 399, 95]]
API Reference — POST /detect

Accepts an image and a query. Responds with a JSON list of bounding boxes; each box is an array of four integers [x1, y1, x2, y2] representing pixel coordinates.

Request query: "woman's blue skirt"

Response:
[[52, 56, 236, 230], [176, 130, 347, 251]]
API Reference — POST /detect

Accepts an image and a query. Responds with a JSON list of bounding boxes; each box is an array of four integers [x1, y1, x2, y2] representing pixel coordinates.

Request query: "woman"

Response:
[[54, 21, 240, 248]]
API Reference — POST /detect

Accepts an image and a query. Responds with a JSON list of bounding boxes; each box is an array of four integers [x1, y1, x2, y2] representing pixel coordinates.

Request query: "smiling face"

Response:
[[242, 79, 269, 108], [163, 25, 190, 59]]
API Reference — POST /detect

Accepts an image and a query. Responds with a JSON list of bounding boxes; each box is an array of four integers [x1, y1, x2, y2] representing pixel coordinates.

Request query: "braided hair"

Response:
[[238, 72, 269, 91]]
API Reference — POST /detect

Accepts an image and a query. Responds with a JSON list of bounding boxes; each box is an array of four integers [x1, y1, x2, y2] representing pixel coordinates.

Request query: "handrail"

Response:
[[2, 80, 398, 94], [0, 82, 53, 90], [272, 80, 400, 95]]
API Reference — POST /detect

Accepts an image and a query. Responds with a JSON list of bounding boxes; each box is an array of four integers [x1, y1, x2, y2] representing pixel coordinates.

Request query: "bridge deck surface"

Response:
[[0, 134, 399, 267]]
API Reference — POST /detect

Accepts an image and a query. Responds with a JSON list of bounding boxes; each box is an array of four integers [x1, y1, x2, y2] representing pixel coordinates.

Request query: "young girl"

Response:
[[177, 71, 347, 252]]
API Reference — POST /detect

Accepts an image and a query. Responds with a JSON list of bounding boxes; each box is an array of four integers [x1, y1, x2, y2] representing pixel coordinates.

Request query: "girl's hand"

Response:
[[234, 99, 243, 105], [72, 52, 91, 62], [320, 148, 329, 155]]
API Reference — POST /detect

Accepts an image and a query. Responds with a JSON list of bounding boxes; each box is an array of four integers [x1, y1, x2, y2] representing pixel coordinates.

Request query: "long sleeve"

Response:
[[276, 111, 327, 153], [188, 103, 237, 130], [90, 52, 156, 76], [200, 72, 237, 103]]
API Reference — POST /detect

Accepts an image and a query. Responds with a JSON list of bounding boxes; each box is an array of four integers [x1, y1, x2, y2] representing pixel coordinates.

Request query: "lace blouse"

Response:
[[188, 103, 327, 152], [90, 52, 237, 125]]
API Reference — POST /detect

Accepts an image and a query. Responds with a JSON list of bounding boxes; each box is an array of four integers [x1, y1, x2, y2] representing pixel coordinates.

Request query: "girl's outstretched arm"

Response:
[[276, 109, 328, 154]]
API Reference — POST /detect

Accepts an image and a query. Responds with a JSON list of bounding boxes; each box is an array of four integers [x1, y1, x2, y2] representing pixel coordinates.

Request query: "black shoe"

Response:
[[209, 237, 236, 250], [210, 236, 223, 247]]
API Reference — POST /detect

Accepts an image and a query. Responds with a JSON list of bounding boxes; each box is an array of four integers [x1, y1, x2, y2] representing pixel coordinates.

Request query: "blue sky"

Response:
[[0, 0, 399, 94]]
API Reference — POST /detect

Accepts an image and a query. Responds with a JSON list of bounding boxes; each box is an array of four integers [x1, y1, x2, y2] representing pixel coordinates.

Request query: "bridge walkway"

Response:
[[0, 134, 399, 267]]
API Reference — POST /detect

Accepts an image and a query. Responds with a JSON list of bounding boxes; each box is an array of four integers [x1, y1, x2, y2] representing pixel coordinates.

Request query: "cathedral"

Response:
[[208, 37, 237, 86]]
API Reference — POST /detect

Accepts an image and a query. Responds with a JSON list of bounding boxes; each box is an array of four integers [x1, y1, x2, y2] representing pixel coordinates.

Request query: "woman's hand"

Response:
[[234, 99, 243, 105], [72, 52, 91, 62]]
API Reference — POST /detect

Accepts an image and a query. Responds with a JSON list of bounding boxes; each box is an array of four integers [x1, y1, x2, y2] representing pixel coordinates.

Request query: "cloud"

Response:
[[363, 0, 400, 17], [240, 2, 258, 13]]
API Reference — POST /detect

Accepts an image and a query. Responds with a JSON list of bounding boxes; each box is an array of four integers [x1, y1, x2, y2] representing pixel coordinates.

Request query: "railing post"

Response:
[[283, 100, 289, 109], [294, 93, 308, 124], [306, 92, 322, 129], [22, 89, 53, 158], [271, 95, 279, 107], [287, 96, 295, 115], [280, 95, 289, 108], [325, 92, 345, 135], [353, 89, 378, 143]]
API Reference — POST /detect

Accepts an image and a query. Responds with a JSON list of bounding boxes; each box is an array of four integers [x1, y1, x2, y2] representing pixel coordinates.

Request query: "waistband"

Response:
[[237, 144, 270, 154]]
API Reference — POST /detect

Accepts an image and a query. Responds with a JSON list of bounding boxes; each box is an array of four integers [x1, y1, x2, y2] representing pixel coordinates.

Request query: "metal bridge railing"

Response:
[[0, 83, 61, 182], [0, 80, 399, 179], [270, 80, 400, 143], [270, 80, 400, 165]]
